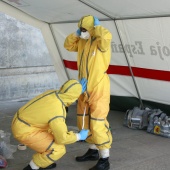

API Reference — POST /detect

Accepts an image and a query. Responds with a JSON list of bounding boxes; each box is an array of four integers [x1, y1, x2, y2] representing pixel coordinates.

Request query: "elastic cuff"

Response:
[[76, 133, 81, 141], [89, 144, 99, 150], [99, 149, 110, 158], [30, 160, 39, 169]]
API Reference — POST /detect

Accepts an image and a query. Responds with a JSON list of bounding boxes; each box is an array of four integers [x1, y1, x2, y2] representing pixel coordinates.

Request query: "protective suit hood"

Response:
[[78, 15, 94, 36], [57, 79, 82, 107]]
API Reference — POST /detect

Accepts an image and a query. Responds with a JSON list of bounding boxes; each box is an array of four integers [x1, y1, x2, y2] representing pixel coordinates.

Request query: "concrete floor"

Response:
[[0, 100, 170, 170]]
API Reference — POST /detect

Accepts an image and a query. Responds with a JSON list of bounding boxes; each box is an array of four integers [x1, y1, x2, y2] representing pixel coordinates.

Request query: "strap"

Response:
[[149, 109, 163, 120]]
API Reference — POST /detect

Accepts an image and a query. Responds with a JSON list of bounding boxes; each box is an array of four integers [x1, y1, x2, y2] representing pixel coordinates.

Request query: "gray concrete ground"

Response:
[[0, 100, 170, 170]]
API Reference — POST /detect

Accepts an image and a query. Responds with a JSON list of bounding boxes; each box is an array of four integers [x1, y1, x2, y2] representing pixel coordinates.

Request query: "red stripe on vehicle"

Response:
[[63, 60, 77, 70], [63, 59, 170, 81]]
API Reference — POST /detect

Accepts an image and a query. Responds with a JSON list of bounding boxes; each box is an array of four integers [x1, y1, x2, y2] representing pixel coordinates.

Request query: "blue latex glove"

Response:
[[79, 78, 87, 93], [79, 129, 89, 140], [76, 28, 81, 36], [94, 17, 100, 26]]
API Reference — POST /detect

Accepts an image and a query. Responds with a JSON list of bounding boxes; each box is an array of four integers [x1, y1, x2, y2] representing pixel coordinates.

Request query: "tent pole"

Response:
[[49, 24, 70, 80], [114, 21, 144, 109], [50, 18, 112, 24]]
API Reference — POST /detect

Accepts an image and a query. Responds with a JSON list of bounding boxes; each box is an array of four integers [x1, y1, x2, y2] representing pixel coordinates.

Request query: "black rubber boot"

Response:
[[75, 149, 99, 162], [89, 158, 110, 170], [23, 165, 34, 170], [23, 163, 56, 170]]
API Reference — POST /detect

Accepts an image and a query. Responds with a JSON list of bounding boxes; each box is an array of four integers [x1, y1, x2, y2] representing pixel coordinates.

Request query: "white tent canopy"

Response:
[[2, 0, 170, 22], [1, 0, 170, 112]]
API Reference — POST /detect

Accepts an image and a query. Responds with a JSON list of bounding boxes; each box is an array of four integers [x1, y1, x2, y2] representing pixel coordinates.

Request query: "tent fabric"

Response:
[[2, 0, 170, 23], [2, 0, 109, 23], [0, 1, 170, 110]]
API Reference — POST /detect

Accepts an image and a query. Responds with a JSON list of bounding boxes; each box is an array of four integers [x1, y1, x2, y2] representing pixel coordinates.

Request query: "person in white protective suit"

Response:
[[11, 79, 89, 170], [64, 15, 113, 170]]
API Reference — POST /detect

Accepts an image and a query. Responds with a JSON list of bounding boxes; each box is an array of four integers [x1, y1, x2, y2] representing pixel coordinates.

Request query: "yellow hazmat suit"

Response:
[[11, 79, 82, 168], [64, 15, 112, 150]]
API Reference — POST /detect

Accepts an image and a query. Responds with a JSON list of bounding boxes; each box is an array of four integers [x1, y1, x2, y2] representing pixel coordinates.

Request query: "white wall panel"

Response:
[[116, 18, 170, 104], [110, 75, 138, 97], [136, 78, 170, 105], [66, 69, 78, 80], [116, 18, 170, 70]]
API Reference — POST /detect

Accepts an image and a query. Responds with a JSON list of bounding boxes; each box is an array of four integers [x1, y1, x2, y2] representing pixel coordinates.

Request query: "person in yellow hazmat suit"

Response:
[[11, 79, 89, 170], [64, 15, 112, 170]]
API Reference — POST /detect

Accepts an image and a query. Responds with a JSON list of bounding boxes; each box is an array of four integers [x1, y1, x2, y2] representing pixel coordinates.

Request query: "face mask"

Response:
[[80, 31, 90, 39]]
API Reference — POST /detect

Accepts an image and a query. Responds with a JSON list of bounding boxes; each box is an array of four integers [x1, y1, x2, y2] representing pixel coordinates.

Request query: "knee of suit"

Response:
[[52, 145, 66, 161], [46, 143, 66, 161], [52, 144, 66, 157]]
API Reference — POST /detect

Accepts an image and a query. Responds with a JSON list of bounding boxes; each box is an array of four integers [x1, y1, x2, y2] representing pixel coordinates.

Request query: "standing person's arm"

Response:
[[94, 26, 112, 52], [64, 29, 81, 52], [93, 17, 112, 52]]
